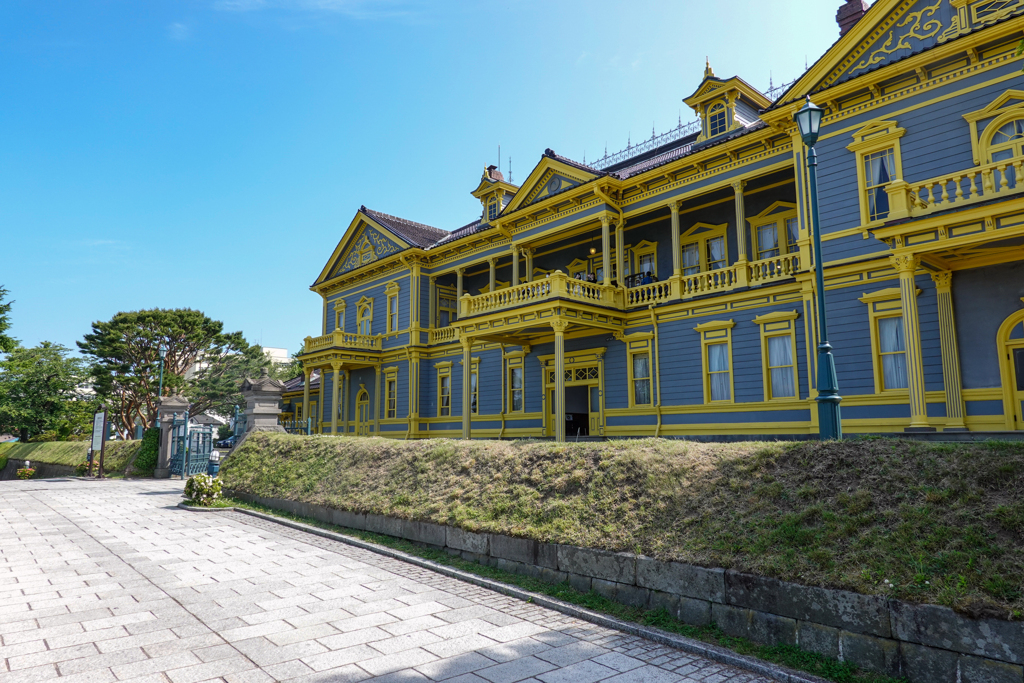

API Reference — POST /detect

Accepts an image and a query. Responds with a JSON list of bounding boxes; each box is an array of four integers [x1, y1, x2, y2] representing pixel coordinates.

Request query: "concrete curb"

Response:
[[177, 502, 829, 683]]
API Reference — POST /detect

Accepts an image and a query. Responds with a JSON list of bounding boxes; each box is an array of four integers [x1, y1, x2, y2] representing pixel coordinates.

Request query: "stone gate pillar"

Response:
[[240, 368, 286, 435], [154, 395, 189, 479]]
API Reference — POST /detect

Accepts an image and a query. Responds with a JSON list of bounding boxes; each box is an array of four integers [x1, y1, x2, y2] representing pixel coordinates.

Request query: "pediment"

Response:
[[963, 89, 1024, 122], [314, 212, 409, 285], [503, 156, 598, 214]]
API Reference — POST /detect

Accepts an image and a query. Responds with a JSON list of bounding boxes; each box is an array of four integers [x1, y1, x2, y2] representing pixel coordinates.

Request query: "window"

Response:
[[680, 223, 728, 275], [756, 223, 779, 259], [358, 238, 374, 265], [437, 286, 457, 327], [386, 377, 397, 418], [632, 240, 658, 282], [753, 311, 800, 401], [385, 282, 399, 334], [471, 366, 479, 414], [708, 103, 728, 137], [990, 118, 1024, 162], [785, 217, 799, 253], [488, 200, 498, 220], [695, 320, 735, 403], [749, 203, 800, 262], [631, 352, 651, 405], [436, 363, 452, 417], [848, 120, 905, 225], [333, 300, 346, 333], [356, 298, 373, 336], [964, 93, 1024, 166], [509, 366, 524, 412], [860, 287, 915, 393]]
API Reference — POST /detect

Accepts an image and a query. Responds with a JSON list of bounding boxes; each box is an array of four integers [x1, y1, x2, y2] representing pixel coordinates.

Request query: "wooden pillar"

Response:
[[456, 268, 464, 300], [330, 362, 341, 435], [302, 367, 311, 429], [511, 246, 519, 287], [600, 214, 612, 287], [614, 219, 624, 287], [461, 338, 472, 439], [891, 254, 933, 431], [553, 321, 567, 442], [524, 248, 534, 282], [932, 271, 967, 431], [670, 202, 681, 276], [489, 258, 496, 292], [429, 276, 436, 328], [342, 370, 350, 435], [373, 364, 381, 435], [733, 180, 749, 287]]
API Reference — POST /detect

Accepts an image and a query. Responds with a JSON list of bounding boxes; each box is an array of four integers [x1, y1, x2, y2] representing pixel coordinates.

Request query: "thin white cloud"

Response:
[[167, 22, 190, 40]]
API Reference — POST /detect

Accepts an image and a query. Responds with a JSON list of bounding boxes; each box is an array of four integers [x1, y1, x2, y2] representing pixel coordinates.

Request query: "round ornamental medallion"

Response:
[[546, 177, 561, 195]]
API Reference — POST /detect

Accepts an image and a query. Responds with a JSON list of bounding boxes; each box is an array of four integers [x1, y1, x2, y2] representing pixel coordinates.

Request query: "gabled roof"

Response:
[[360, 207, 448, 247], [501, 149, 605, 215]]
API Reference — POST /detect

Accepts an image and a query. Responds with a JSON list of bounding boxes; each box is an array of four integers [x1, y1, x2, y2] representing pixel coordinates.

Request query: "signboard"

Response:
[[90, 412, 106, 452]]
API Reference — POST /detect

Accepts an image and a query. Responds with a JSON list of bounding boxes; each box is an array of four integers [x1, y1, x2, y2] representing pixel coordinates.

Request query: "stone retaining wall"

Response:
[[0, 458, 77, 480], [229, 491, 1024, 683]]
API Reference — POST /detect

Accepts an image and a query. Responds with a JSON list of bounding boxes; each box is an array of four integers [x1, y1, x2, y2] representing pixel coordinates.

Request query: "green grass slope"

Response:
[[221, 434, 1024, 617], [0, 440, 141, 473]]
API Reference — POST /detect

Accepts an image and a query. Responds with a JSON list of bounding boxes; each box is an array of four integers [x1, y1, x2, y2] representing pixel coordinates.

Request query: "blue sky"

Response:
[[1, 0, 843, 355]]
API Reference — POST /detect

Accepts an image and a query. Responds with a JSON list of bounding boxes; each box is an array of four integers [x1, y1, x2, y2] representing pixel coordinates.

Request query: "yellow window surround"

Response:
[[680, 223, 728, 275], [504, 349, 528, 414], [963, 90, 1024, 165], [436, 361, 453, 417], [748, 202, 799, 261], [633, 240, 658, 279], [847, 120, 906, 227], [694, 320, 735, 404], [385, 281, 400, 334], [752, 310, 801, 402], [333, 299, 347, 333], [436, 285, 458, 327], [626, 336, 653, 408], [384, 366, 398, 419], [356, 296, 373, 336], [859, 287, 920, 394], [458, 357, 480, 414]]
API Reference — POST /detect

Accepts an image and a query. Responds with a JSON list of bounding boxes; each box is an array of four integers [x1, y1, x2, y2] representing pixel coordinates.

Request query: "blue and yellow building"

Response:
[[287, 0, 1024, 441]]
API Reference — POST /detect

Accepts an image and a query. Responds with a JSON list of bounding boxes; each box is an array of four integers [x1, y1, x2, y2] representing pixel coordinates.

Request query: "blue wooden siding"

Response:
[[954, 261, 1024, 389]]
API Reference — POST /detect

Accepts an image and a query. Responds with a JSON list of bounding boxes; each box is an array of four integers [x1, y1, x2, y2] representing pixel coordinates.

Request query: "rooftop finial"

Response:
[[704, 57, 714, 78]]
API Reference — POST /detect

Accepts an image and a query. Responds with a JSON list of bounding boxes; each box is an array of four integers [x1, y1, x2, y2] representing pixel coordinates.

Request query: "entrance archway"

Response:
[[997, 308, 1024, 430], [355, 388, 371, 436]]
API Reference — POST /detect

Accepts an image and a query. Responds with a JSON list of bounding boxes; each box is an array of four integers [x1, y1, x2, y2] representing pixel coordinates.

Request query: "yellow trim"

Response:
[[436, 362, 452, 417], [848, 120, 906, 227], [356, 296, 373, 336], [695, 320, 735, 404], [681, 222, 728, 274], [860, 286, 919, 395], [384, 367, 398, 419], [626, 340, 653, 408], [748, 202, 799, 259], [997, 308, 1024, 430], [753, 311, 801, 402], [385, 282, 400, 334], [633, 240, 658, 279], [963, 89, 1024, 164]]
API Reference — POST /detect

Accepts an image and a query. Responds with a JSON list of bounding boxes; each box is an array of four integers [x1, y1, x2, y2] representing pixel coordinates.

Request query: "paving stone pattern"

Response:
[[0, 478, 776, 683]]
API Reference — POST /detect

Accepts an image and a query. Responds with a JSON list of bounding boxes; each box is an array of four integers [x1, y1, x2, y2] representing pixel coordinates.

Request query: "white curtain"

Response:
[[867, 152, 892, 217], [879, 317, 908, 389], [633, 354, 651, 405], [707, 237, 725, 269], [758, 224, 779, 258], [682, 243, 700, 274], [768, 335, 795, 398], [708, 343, 730, 401]]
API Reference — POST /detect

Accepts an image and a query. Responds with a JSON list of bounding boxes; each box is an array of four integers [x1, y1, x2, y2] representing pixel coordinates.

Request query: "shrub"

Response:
[[75, 461, 91, 476], [16, 468, 35, 480], [183, 473, 222, 506], [134, 428, 159, 471]]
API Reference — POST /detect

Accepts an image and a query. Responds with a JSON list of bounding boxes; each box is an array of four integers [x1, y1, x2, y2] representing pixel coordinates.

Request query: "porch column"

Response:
[[733, 180, 749, 287], [932, 271, 967, 431], [462, 338, 472, 439], [489, 258, 496, 292], [330, 362, 341, 435], [302, 367, 311, 428], [374, 364, 381, 435], [429, 276, 436, 328], [456, 268, 464, 300], [511, 246, 519, 287], [891, 254, 933, 431], [600, 214, 612, 286], [614, 219, 624, 287], [552, 321, 568, 442], [670, 202, 681, 276], [524, 248, 534, 282], [342, 370, 350, 435]]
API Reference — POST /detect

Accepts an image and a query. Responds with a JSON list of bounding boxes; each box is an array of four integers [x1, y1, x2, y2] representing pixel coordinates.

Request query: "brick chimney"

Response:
[[837, 0, 870, 36], [486, 164, 505, 182]]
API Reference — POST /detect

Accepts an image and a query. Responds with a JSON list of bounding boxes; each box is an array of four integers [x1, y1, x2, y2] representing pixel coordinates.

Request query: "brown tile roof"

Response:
[[432, 218, 487, 247], [361, 206, 449, 247]]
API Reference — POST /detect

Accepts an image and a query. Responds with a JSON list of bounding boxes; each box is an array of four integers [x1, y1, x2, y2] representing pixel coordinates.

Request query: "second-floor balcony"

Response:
[[303, 329, 382, 354]]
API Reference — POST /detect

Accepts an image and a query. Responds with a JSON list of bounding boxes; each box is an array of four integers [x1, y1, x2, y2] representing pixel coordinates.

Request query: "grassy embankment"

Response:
[[221, 433, 1024, 618], [0, 440, 141, 475]]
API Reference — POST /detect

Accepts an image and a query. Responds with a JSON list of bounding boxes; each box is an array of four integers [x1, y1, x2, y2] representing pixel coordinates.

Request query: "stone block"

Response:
[[331, 509, 366, 531], [495, 558, 526, 576], [891, 601, 1024, 664], [557, 545, 635, 584], [401, 520, 446, 547], [648, 590, 680, 615], [537, 543, 558, 569], [840, 630, 899, 677], [364, 514, 403, 538], [446, 527, 489, 555], [678, 597, 712, 627], [712, 603, 796, 646], [460, 551, 485, 564], [309, 505, 331, 525], [960, 654, 1024, 683], [567, 573, 592, 594], [538, 567, 568, 586], [725, 571, 890, 637], [592, 580, 648, 609], [636, 557, 725, 603], [799, 621, 838, 659], [900, 641, 958, 683], [489, 534, 536, 565]]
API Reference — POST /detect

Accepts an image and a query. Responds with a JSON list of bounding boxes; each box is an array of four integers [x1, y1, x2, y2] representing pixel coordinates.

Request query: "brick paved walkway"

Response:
[[0, 478, 776, 683]]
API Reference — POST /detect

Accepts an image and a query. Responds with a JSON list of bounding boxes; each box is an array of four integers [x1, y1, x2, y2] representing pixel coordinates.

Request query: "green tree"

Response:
[[78, 309, 269, 436], [0, 342, 90, 442], [268, 342, 305, 381], [0, 286, 16, 353]]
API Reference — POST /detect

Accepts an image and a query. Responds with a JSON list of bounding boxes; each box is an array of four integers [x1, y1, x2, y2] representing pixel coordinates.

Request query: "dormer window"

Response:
[[708, 103, 728, 137], [488, 199, 498, 220]]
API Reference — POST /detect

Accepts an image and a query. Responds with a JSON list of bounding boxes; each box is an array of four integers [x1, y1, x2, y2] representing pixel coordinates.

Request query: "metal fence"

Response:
[[281, 418, 312, 435], [168, 413, 214, 479]]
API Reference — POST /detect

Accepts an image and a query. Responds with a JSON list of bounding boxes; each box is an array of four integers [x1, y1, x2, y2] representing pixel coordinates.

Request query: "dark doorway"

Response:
[[565, 385, 589, 437]]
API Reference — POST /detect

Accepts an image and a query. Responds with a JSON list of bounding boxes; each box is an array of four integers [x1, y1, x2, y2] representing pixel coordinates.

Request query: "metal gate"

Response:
[[168, 413, 213, 478]]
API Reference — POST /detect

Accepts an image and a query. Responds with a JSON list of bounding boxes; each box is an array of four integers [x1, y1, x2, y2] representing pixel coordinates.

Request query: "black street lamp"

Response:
[[794, 96, 843, 440], [157, 344, 167, 400]]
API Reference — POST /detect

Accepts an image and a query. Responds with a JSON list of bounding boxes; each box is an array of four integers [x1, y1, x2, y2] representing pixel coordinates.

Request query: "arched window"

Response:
[[989, 118, 1024, 162], [708, 103, 728, 137], [357, 301, 372, 336]]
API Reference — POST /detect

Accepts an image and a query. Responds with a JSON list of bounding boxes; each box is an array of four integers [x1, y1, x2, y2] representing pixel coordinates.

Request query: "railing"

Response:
[[460, 271, 623, 317], [887, 158, 1023, 219], [429, 326, 459, 344], [680, 264, 740, 297], [303, 329, 382, 353], [748, 253, 799, 284], [627, 279, 676, 306]]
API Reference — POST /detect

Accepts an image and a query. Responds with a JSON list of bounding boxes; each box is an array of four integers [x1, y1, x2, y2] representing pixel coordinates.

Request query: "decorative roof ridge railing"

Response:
[[590, 119, 702, 170], [764, 78, 799, 104]]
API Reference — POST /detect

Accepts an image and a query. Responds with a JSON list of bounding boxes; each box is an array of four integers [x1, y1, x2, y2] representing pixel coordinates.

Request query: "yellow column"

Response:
[[733, 180, 749, 287], [891, 254, 932, 431], [932, 271, 967, 431], [670, 202, 681, 276], [456, 268, 464, 300], [342, 370, 350, 435], [524, 248, 534, 282], [553, 321, 568, 442], [429, 276, 436, 328], [301, 367, 311, 430], [489, 258, 496, 292], [511, 246, 519, 287], [373, 364, 381, 435], [614, 219, 624, 287], [600, 214, 612, 286], [461, 338, 472, 439], [330, 362, 341, 435]]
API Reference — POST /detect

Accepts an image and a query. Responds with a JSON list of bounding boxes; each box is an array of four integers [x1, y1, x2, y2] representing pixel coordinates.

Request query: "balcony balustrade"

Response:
[[459, 271, 624, 317], [886, 158, 1023, 220], [303, 329, 382, 354], [428, 326, 459, 344]]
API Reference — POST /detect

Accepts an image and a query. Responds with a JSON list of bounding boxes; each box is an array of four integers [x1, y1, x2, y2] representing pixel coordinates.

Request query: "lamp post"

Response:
[[157, 344, 167, 400], [794, 96, 843, 440]]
